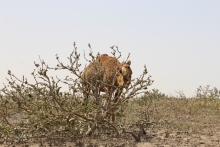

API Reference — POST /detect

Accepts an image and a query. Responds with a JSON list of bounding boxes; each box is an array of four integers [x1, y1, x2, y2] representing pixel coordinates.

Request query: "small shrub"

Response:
[[196, 85, 220, 99]]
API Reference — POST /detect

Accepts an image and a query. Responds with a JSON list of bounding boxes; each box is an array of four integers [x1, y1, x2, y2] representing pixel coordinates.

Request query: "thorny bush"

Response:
[[0, 43, 153, 142]]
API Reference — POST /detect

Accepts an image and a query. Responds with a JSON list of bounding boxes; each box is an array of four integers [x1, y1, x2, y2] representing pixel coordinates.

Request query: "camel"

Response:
[[81, 54, 132, 121]]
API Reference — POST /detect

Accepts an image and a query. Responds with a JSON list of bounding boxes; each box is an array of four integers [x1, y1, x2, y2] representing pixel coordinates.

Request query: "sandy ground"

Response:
[[1, 116, 220, 147], [1, 98, 220, 147]]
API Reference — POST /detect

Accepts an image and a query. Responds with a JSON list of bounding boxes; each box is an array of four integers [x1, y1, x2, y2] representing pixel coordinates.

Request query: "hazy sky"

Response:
[[1, 0, 220, 97]]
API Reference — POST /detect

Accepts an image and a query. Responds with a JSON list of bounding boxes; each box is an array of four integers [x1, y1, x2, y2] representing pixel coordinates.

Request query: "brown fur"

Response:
[[81, 54, 132, 97], [81, 54, 132, 121]]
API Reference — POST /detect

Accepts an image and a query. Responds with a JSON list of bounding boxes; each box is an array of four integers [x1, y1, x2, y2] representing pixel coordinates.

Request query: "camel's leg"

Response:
[[112, 88, 123, 122], [83, 85, 90, 100]]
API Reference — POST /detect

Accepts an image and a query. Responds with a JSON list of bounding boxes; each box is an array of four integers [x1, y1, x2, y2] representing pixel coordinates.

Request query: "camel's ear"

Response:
[[117, 74, 124, 86], [126, 60, 131, 65]]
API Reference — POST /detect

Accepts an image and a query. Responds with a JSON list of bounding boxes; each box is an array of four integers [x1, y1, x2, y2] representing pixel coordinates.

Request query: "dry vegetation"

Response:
[[0, 44, 220, 147]]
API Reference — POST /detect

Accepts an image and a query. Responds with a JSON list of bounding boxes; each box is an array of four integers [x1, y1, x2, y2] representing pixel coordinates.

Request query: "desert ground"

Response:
[[1, 96, 220, 147]]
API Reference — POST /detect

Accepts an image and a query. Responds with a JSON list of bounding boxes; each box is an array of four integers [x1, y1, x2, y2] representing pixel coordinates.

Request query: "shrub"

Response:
[[196, 85, 220, 99], [0, 43, 153, 142]]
